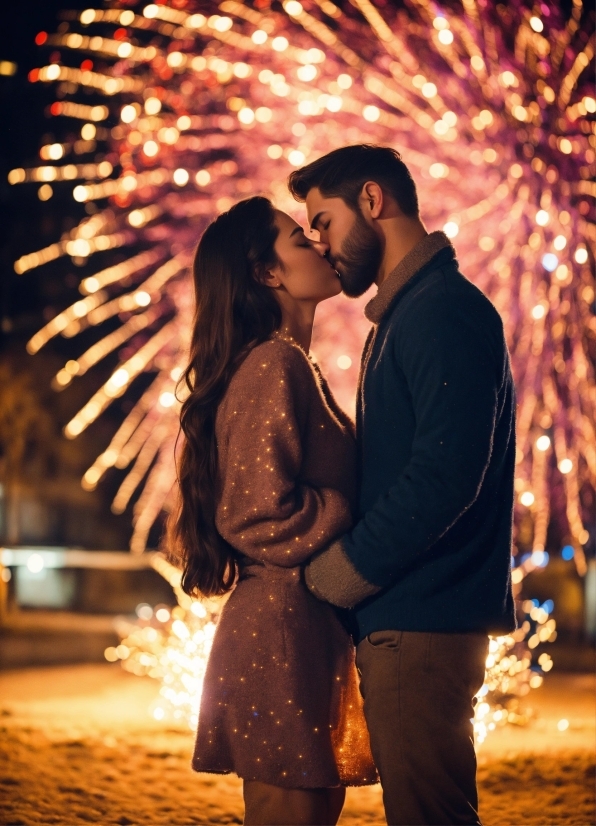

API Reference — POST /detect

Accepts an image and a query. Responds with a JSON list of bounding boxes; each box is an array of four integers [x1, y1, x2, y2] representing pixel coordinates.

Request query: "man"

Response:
[[288, 145, 516, 826]]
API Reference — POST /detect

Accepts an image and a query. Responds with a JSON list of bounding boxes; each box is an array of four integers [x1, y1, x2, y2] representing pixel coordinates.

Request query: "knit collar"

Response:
[[364, 231, 454, 323]]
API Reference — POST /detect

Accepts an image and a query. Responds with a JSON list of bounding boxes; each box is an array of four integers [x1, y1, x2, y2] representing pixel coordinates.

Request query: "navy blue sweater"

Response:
[[344, 243, 516, 641]]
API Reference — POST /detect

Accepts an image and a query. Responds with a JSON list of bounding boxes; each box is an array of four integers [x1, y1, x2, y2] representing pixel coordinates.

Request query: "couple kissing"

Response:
[[167, 144, 516, 826]]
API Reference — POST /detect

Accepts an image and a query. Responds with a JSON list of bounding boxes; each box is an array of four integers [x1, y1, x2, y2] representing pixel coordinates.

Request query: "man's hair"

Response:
[[288, 144, 419, 217]]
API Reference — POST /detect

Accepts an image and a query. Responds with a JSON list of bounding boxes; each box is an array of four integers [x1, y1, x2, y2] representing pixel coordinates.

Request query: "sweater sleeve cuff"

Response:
[[304, 538, 382, 608]]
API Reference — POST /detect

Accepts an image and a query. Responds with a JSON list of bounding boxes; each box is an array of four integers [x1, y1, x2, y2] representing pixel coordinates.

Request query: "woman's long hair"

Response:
[[167, 196, 282, 596]]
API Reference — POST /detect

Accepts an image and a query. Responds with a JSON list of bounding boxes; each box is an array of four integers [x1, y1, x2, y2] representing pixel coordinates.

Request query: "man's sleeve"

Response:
[[305, 293, 503, 608]]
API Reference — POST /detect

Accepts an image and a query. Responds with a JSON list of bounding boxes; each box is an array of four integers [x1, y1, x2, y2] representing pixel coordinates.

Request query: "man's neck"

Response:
[[375, 217, 428, 287]]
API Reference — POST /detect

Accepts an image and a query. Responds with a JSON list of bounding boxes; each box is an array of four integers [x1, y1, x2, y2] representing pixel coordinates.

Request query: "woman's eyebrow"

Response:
[[289, 226, 305, 238]]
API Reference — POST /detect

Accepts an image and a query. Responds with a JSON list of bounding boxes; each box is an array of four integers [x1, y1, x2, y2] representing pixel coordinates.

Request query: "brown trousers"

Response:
[[356, 630, 488, 826]]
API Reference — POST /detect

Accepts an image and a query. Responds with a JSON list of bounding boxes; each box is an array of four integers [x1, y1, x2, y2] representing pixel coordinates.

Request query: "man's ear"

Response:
[[359, 181, 384, 220]]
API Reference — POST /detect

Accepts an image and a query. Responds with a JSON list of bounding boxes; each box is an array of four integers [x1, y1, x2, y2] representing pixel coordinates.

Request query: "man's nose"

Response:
[[312, 239, 329, 257]]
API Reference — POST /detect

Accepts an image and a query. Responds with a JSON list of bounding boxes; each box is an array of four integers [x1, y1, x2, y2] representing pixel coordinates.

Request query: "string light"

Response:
[[473, 601, 556, 744], [12, 0, 593, 735]]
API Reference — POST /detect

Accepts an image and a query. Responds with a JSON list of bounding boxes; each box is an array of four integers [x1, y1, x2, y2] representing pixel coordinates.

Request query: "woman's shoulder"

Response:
[[216, 337, 317, 437], [236, 336, 314, 384], [221, 336, 315, 407]]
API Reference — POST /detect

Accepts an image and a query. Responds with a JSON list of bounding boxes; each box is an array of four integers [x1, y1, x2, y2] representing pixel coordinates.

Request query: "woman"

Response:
[[168, 196, 376, 825]]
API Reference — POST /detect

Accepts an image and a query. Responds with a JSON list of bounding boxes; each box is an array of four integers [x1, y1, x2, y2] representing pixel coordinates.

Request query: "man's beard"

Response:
[[332, 211, 383, 298]]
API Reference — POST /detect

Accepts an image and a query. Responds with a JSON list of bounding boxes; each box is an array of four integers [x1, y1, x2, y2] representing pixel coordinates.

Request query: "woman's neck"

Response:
[[277, 301, 316, 352]]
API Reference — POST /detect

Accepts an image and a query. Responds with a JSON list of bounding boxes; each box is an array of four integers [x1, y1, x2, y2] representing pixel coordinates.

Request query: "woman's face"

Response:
[[268, 210, 341, 302]]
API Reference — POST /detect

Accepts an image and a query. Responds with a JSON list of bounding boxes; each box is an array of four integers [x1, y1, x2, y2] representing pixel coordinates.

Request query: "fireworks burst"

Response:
[[8, 0, 595, 736]]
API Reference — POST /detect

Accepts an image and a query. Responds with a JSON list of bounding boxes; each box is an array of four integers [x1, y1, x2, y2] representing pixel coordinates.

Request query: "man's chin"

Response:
[[338, 270, 376, 298]]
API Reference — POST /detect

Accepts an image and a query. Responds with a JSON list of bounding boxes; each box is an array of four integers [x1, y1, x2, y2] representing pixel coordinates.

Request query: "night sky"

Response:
[[1, 1, 141, 550], [1, 0, 95, 331]]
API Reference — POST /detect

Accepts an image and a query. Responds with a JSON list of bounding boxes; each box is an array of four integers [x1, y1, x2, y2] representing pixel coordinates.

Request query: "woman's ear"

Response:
[[254, 262, 282, 289]]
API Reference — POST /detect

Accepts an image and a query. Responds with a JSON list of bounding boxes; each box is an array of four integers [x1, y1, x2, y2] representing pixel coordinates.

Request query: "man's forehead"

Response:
[[305, 190, 349, 208], [305, 189, 344, 218], [305, 187, 324, 212]]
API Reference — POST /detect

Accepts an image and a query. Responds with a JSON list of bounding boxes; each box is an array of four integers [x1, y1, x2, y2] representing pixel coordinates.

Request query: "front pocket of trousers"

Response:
[[366, 630, 402, 650]]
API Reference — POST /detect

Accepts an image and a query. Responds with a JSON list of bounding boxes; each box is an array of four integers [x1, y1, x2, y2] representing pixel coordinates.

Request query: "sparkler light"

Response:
[[105, 554, 222, 727], [109, 553, 558, 742], [10, 0, 594, 737]]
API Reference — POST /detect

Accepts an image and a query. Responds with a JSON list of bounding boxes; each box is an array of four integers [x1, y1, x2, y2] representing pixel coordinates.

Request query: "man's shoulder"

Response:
[[392, 263, 502, 332], [379, 265, 507, 372]]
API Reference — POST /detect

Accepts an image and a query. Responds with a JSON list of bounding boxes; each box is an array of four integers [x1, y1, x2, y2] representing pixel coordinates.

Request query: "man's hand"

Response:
[[304, 538, 382, 608]]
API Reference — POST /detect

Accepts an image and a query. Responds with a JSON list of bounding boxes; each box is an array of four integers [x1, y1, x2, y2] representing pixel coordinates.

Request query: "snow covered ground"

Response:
[[0, 664, 593, 825]]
